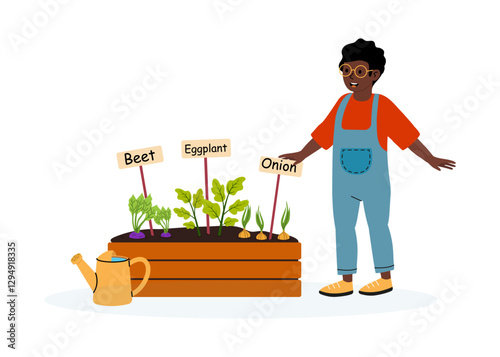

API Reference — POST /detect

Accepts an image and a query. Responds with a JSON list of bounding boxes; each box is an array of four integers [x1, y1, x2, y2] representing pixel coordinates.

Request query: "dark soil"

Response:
[[111, 226, 298, 243]]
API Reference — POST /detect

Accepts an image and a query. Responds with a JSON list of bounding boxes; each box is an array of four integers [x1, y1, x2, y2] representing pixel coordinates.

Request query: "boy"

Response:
[[280, 39, 455, 297]]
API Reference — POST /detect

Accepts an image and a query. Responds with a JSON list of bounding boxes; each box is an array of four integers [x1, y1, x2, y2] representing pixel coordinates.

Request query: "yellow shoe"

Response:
[[359, 278, 393, 296], [319, 280, 353, 297]]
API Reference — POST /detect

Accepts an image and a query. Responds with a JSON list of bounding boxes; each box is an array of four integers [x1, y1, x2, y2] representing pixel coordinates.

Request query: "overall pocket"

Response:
[[340, 148, 372, 174]]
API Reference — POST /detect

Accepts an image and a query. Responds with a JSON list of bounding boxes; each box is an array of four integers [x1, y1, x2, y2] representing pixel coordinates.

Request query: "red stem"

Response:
[[269, 174, 280, 240], [204, 158, 210, 235], [139, 165, 154, 237]]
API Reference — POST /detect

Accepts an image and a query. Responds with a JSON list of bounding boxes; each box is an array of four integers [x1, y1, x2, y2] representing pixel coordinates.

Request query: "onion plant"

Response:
[[255, 206, 267, 240], [277, 202, 291, 240], [238, 205, 251, 238]]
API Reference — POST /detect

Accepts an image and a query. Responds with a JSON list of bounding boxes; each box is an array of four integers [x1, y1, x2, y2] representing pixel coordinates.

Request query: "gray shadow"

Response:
[[45, 283, 436, 318]]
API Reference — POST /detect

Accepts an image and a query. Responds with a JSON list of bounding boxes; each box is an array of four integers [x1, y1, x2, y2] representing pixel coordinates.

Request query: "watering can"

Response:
[[71, 250, 151, 306]]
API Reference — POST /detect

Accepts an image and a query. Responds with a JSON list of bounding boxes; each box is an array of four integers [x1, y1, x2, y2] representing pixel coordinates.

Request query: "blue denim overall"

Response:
[[332, 94, 394, 275]]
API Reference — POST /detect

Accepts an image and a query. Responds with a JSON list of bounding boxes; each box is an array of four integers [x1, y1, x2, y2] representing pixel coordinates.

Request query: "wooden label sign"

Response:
[[259, 156, 303, 177], [117, 146, 164, 169], [181, 139, 231, 159]]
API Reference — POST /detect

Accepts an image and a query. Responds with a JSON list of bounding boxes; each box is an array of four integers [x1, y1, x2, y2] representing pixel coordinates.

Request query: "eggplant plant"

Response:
[[128, 194, 155, 239], [277, 202, 291, 240], [238, 205, 251, 238], [174, 188, 204, 237], [255, 206, 267, 240], [202, 177, 249, 236], [154, 206, 172, 238]]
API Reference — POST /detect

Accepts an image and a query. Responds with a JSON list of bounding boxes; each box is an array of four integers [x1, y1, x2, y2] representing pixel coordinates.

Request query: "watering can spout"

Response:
[[71, 253, 97, 292]]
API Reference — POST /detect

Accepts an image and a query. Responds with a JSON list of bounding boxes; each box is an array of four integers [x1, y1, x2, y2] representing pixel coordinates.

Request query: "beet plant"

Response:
[[238, 205, 251, 239], [154, 206, 172, 238], [277, 202, 291, 240], [128, 193, 155, 239], [174, 188, 204, 237], [255, 206, 267, 240], [202, 177, 249, 236]]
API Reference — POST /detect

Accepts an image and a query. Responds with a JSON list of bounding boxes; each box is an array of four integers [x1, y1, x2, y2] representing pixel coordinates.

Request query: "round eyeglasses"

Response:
[[339, 64, 373, 78]]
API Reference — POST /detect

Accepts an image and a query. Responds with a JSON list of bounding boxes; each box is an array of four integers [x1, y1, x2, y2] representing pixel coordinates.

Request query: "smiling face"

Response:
[[341, 60, 381, 94]]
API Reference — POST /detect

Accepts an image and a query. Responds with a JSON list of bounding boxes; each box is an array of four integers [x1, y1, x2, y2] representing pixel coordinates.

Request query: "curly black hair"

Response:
[[338, 39, 386, 83]]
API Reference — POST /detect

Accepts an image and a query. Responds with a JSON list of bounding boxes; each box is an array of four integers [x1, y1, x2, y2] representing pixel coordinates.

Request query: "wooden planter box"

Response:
[[108, 227, 301, 297]]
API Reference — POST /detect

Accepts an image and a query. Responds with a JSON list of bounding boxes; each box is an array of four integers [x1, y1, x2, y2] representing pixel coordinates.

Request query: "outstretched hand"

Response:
[[408, 139, 456, 172], [427, 157, 456, 171], [279, 139, 322, 165], [278, 152, 306, 165]]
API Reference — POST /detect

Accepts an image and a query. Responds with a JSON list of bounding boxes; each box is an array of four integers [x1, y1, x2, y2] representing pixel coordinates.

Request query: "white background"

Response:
[[1, 0, 499, 356]]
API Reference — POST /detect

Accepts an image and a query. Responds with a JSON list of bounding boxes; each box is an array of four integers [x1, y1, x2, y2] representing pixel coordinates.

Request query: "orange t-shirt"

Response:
[[311, 94, 419, 151]]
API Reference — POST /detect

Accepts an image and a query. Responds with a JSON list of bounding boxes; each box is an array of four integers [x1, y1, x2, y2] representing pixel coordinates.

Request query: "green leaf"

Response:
[[192, 189, 204, 209], [211, 179, 225, 202], [256, 206, 264, 231], [153, 206, 161, 224], [175, 189, 192, 204], [228, 199, 249, 215], [224, 217, 238, 227], [144, 195, 153, 211], [157, 207, 164, 218], [145, 210, 155, 221], [174, 207, 191, 219], [183, 221, 196, 229], [226, 177, 245, 196], [202, 200, 221, 219], [128, 195, 137, 212], [136, 194, 145, 212], [242, 205, 251, 228], [281, 202, 291, 231], [129, 200, 137, 213], [165, 207, 171, 221], [129, 195, 142, 214]]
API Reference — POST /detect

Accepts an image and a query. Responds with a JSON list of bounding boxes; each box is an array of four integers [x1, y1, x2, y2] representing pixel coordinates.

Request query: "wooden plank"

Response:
[[131, 279, 301, 297], [109, 242, 301, 260], [130, 260, 301, 279]]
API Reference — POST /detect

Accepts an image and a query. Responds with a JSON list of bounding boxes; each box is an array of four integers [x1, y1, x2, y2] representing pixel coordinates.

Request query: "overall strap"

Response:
[[369, 94, 379, 132], [334, 93, 352, 134]]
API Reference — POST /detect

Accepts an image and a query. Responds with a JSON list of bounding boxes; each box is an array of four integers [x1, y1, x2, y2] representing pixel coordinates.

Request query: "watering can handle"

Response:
[[130, 257, 151, 297]]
